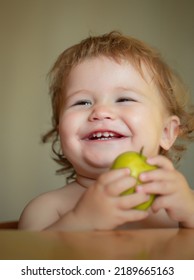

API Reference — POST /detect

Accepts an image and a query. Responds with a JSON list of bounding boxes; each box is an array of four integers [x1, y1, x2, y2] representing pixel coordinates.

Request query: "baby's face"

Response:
[[58, 56, 173, 178]]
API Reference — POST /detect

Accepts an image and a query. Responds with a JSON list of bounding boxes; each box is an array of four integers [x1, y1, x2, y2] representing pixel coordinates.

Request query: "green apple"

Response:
[[111, 149, 157, 210]]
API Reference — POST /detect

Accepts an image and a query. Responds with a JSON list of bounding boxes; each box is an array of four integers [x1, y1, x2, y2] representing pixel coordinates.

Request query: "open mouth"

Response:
[[85, 131, 126, 141]]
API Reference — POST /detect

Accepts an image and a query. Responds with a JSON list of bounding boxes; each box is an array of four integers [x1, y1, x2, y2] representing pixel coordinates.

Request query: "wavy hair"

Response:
[[42, 31, 194, 180]]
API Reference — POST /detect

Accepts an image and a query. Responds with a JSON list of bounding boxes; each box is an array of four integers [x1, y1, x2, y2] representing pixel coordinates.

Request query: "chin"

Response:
[[82, 149, 114, 165], [76, 165, 110, 180], [87, 158, 112, 169]]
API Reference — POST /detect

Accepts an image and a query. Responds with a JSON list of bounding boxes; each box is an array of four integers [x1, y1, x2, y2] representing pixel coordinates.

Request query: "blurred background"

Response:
[[0, 0, 194, 221]]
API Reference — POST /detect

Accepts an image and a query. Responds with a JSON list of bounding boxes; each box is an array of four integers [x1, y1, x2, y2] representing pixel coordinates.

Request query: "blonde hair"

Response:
[[42, 31, 194, 179]]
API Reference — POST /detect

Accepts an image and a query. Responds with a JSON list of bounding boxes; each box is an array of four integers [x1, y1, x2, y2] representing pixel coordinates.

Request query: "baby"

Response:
[[19, 31, 194, 231]]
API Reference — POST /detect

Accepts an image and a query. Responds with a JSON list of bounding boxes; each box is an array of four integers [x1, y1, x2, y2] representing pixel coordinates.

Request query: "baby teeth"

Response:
[[96, 132, 102, 138], [92, 132, 114, 138], [103, 132, 110, 137]]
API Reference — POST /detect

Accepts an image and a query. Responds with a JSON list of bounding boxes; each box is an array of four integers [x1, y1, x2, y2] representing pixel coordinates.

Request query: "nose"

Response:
[[88, 104, 116, 121]]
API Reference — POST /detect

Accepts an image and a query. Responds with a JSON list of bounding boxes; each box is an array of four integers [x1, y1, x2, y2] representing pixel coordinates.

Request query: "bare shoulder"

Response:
[[18, 182, 85, 230]]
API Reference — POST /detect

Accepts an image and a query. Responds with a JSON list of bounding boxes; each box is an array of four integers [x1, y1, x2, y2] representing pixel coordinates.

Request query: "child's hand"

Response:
[[72, 168, 149, 230], [137, 155, 194, 228]]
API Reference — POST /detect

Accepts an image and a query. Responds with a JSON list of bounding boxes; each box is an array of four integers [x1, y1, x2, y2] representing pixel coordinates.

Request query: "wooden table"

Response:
[[0, 228, 194, 259]]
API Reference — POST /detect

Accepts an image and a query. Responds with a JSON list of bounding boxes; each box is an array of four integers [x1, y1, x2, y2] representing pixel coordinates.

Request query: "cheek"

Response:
[[59, 111, 79, 131], [58, 112, 82, 147], [123, 107, 147, 128], [123, 107, 163, 135]]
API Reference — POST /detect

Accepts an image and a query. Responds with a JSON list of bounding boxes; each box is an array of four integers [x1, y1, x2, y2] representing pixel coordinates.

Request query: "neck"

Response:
[[76, 174, 96, 189]]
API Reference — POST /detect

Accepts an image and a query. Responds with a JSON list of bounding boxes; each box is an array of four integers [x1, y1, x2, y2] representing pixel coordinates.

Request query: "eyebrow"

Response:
[[64, 89, 92, 102], [66, 86, 144, 96]]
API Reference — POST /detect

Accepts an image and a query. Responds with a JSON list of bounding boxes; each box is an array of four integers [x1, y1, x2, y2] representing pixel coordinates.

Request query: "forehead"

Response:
[[65, 56, 155, 91], [64, 57, 165, 105], [61, 56, 168, 115]]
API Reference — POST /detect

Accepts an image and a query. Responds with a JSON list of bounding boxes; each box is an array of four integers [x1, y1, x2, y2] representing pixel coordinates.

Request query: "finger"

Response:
[[151, 195, 172, 212], [119, 208, 149, 223], [105, 176, 136, 196], [118, 192, 151, 210], [136, 181, 174, 196], [98, 168, 130, 187], [146, 155, 174, 171], [139, 168, 176, 184]]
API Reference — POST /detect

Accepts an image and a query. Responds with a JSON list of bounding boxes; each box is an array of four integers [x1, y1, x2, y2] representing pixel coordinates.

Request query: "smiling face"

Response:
[[58, 56, 178, 178]]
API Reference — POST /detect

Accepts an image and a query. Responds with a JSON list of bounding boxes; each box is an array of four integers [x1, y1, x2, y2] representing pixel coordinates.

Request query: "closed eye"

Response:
[[73, 99, 92, 106], [116, 97, 136, 103]]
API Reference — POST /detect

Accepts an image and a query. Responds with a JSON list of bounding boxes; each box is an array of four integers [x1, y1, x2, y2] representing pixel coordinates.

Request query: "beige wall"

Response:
[[0, 0, 194, 221]]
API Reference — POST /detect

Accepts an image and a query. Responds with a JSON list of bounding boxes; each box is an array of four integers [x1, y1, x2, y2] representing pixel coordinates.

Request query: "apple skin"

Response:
[[111, 151, 157, 210]]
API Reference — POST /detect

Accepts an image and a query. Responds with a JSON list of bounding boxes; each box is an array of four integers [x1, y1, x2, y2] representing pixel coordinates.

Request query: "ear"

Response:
[[160, 115, 180, 151]]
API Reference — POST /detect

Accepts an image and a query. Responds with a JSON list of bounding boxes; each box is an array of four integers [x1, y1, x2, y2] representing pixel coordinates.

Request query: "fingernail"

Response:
[[124, 168, 130, 174], [147, 157, 154, 164], [139, 173, 146, 181], [136, 185, 144, 193]]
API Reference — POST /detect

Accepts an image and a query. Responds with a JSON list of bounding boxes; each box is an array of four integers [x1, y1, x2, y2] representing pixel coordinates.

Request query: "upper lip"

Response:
[[82, 129, 127, 140]]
